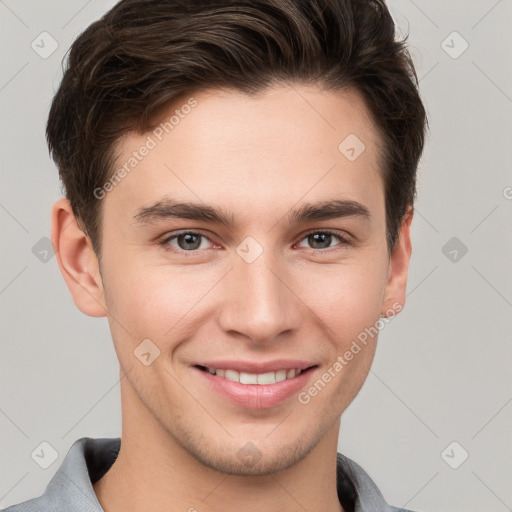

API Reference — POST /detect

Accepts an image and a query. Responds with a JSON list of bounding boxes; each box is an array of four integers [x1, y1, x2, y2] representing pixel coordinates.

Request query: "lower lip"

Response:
[[193, 367, 316, 410]]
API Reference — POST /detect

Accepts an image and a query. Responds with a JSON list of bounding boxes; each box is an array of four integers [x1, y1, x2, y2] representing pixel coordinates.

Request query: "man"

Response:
[[2, 0, 427, 511]]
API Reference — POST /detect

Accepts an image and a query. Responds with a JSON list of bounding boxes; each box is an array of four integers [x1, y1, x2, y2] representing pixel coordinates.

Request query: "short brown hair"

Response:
[[46, 0, 427, 257]]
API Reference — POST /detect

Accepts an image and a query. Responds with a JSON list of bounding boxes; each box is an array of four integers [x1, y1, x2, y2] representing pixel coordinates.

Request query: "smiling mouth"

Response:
[[194, 364, 317, 385]]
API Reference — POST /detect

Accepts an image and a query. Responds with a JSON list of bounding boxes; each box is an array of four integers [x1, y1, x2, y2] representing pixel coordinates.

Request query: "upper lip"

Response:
[[193, 360, 317, 374]]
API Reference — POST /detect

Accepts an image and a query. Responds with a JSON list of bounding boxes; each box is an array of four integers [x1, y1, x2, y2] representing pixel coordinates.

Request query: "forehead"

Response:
[[106, 84, 385, 227]]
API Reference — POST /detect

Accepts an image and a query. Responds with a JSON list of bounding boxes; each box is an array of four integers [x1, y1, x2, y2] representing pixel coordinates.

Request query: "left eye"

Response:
[[296, 231, 348, 250]]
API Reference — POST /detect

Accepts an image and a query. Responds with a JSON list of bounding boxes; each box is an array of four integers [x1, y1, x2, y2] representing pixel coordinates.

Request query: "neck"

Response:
[[93, 375, 344, 512]]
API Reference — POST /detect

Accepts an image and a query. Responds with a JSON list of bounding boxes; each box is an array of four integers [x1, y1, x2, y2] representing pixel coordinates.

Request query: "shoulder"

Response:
[[1, 437, 119, 512], [337, 452, 420, 512], [1, 496, 52, 512]]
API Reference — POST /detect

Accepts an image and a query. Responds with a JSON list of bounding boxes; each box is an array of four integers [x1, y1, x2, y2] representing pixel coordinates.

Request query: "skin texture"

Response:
[[52, 84, 413, 512]]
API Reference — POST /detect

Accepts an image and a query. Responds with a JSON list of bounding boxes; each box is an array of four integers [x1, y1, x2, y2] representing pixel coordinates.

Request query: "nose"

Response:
[[217, 244, 303, 344]]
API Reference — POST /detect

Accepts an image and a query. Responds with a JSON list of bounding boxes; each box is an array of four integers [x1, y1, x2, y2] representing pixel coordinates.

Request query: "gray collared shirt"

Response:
[[1, 437, 417, 512]]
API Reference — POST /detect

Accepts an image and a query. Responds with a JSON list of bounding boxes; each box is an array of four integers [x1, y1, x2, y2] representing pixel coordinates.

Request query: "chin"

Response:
[[180, 428, 322, 477], [192, 446, 309, 477]]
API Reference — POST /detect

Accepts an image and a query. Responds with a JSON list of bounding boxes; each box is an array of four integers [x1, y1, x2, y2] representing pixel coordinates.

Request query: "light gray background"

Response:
[[1, 1, 511, 511]]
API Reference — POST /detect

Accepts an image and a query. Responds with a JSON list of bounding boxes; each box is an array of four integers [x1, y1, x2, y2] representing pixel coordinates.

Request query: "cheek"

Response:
[[100, 259, 174, 354], [307, 270, 383, 408], [102, 260, 219, 352], [310, 258, 387, 339]]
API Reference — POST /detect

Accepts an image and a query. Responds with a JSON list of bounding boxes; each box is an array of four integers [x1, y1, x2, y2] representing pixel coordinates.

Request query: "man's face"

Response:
[[89, 84, 408, 475]]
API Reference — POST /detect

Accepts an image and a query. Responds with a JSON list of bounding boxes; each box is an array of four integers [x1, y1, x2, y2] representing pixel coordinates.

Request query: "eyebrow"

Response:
[[132, 198, 371, 227]]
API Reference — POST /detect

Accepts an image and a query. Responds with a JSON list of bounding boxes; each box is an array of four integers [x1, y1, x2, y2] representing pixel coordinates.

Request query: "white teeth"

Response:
[[224, 369, 239, 382], [275, 370, 287, 382], [240, 372, 258, 384], [207, 367, 304, 385], [257, 372, 276, 385]]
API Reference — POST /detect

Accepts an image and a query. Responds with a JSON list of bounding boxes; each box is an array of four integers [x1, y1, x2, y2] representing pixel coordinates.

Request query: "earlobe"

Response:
[[381, 205, 414, 317], [51, 198, 107, 318]]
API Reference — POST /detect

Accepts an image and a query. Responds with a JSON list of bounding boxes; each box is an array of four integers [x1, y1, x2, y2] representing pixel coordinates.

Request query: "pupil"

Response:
[[310, 233, 330, 249], [179, 233, 201, 250]]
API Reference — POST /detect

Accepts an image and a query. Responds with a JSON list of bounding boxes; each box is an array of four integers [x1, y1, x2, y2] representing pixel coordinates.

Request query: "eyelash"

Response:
[[158, 229, 353, 257]]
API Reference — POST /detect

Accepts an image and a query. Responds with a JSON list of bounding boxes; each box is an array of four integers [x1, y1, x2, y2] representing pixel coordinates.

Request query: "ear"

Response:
[[51, 198, 107, 317], [381, 205, 414, 317]]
